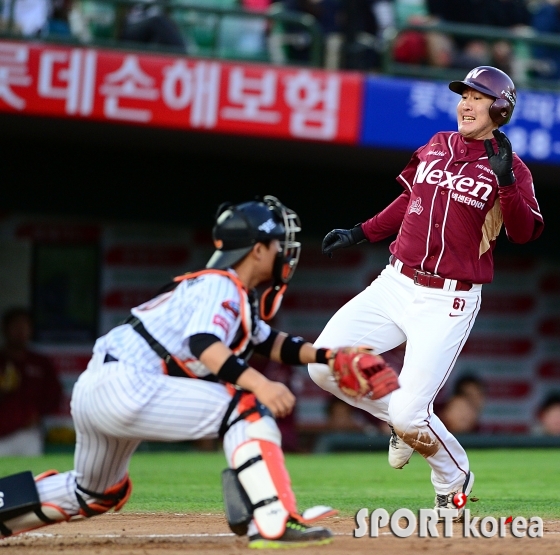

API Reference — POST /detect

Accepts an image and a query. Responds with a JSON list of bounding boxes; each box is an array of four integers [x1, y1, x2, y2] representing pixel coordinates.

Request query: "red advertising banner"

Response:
[[0, 40, 364, 143]]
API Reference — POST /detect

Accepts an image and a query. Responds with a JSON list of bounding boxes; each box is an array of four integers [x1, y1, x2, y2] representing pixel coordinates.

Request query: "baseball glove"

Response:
[[328, 347, 399, 399]]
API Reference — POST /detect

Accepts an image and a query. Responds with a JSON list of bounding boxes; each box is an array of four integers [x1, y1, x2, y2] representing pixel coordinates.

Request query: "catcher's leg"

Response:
[[0, 469, 131, 538], [221, 392, 335, 542]]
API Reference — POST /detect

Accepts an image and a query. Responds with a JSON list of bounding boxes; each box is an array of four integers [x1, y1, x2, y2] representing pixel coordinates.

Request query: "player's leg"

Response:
[[221, 396, 334, 548], [308, 263, 408, 421], [0, 355, 231, 538], [387, 283, 482, 518]]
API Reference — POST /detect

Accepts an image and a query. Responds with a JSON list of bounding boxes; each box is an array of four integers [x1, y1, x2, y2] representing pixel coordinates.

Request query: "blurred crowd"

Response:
[[2, 0, 560, 81]]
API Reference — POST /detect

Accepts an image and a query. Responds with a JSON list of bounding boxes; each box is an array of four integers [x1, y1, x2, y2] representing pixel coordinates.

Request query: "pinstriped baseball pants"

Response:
[[36, 354, 264, 513]]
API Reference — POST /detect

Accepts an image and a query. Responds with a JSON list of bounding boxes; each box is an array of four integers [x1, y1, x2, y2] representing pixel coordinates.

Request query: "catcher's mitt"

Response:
[[328, 347, 399, 399]]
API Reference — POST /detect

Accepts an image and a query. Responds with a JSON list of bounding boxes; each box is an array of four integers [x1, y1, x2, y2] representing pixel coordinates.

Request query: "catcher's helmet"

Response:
[[449, 66, 516, 126], [206, 195, 301, 285]]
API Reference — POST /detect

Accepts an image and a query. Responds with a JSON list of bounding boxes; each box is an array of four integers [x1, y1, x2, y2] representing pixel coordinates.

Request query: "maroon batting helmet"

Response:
[[449, 66, 516, 126]]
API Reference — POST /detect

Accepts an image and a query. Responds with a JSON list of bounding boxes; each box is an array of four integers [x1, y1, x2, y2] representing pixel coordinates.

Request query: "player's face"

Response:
[[456, 87, 496, 140], [262, 239, 281, 279]]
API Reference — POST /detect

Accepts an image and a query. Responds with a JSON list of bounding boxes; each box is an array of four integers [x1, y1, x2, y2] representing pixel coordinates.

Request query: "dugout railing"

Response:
[[0, 0, 323, 66], [382, 20, 560, 92]]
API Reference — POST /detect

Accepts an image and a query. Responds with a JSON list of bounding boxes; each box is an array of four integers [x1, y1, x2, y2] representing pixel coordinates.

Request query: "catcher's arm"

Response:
[[254, 332, 400, 400]]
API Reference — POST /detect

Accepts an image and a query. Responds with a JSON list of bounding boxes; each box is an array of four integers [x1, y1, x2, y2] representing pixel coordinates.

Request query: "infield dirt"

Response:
[[1, 512, 559, 554]]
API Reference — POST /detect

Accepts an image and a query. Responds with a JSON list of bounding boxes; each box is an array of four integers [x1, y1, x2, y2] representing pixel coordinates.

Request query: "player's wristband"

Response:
[[315, 348, 333, 365], [351, 224, 367, 244], [280, 334, 306, 365], [217, 355, 250, 384]]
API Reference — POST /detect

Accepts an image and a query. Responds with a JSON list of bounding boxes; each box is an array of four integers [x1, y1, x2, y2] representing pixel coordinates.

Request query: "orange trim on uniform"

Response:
[[174, 269, 251, 356], [236, 392, 261, 423], [259, 441, 298, 516], [34, 469, 59, 482]]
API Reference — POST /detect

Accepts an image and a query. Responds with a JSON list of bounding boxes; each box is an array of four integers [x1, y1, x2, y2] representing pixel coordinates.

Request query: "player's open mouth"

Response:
[[462, 116, 475, 121]]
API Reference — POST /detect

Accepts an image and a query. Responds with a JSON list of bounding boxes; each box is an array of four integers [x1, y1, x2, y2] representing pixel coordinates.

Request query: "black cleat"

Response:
[[248, 518, 333, 549]]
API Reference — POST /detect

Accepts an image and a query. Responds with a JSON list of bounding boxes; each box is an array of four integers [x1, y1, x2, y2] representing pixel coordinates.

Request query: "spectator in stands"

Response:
[[533, 392, 560, 435], [0, 307, 63, 456], [1, 0, 73, 37], [530, 0, 560, 81], [438, 374, 486, 434], [118, 3, 186, 53], [424, 0, 532, 74]]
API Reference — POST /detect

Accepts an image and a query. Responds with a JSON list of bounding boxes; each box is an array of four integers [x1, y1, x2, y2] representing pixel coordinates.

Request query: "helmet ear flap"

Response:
[[260, 284, 287, 321], [489, 98, 511, 126]]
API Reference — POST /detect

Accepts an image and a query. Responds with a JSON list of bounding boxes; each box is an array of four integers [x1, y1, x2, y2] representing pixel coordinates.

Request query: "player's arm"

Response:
[[190, 333, 295, 418], [485, 129, 544, 243]]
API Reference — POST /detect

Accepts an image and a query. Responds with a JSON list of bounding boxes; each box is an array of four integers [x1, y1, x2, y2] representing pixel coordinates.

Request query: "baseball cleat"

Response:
[[388, 426, 414, 469], [434, 471, 475, 522], [248, 518, 333, 549]]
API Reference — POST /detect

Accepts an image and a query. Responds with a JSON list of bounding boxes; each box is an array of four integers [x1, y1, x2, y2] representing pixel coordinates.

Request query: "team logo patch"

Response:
[[408, 197, 423, 215], [258, 218, 277, 233], [221, 300, 240, 318], [213, 314, 230, 334]]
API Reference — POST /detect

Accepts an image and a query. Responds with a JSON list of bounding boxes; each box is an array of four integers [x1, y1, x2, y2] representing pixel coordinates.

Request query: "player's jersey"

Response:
[[361, 131, 543, 283], [92, 269, 271, 378]]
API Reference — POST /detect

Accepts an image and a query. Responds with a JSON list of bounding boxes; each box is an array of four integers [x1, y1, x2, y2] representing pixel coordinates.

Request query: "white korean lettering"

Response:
[[0, 43, 32, 110], [221, 67, 280, 124], [409, 82, 438, 118], [38, 49, 96, 115], [162, 60, 220, 128], [284, 71, 340, 140], [100, 56, 158, 122]]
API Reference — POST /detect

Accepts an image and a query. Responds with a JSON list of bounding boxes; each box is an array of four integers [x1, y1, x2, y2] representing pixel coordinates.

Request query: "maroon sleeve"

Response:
[[359, 148, 421, 243], [499, 157, 544, 244], [361, 192, 410, 242]]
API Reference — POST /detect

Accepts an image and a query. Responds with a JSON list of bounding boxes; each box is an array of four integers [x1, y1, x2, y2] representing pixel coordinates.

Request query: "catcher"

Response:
[[0, 195, 399, 549]]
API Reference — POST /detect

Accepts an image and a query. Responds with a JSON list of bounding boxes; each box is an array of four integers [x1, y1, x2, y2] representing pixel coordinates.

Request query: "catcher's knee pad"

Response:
[[75, 474, 132, 518], [0, 471, 70, 538]]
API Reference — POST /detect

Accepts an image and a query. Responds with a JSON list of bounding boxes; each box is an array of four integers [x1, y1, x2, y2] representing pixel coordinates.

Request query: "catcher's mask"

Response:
[[449, 65, 516, 126], [206, 195, 301, 321]]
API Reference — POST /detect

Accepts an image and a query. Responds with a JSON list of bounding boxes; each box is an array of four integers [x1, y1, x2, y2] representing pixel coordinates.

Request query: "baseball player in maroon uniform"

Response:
[[308, 66, 544, 520]]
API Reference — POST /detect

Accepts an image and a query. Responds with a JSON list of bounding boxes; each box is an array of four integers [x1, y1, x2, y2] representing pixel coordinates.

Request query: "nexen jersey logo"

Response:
[[414, 159, 493, 201]]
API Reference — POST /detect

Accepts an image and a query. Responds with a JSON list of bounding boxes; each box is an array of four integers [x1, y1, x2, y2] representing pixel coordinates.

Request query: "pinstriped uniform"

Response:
[[36, 270, 275, 514]]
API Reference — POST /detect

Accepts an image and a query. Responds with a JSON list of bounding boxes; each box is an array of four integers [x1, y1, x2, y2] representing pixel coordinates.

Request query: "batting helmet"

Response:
[[206, 195, 301, 285], [449, 66, 516, 126]]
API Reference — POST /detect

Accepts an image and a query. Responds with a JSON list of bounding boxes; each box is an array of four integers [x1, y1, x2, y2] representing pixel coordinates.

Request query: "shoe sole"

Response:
[[249, 537, 333, 549]]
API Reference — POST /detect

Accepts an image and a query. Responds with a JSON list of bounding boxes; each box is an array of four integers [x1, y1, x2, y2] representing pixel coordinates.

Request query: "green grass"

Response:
[[1, 448, 559, 518]]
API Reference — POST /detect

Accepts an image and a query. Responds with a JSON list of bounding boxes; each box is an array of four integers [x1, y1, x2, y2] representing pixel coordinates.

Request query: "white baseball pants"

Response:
[[308, 262, 482, 493]]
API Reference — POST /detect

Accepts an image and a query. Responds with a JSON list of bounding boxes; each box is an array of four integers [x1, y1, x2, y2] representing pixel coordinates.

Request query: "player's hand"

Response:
[[253, 381, 295, 418], [484, 129, 515, 186], [322, 225, 366, 257]]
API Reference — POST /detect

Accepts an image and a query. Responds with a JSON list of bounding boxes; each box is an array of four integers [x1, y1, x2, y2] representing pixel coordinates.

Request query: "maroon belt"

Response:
[[390, 257, 472, 292]]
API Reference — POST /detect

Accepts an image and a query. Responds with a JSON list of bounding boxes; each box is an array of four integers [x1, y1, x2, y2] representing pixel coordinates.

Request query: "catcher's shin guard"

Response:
[[75, 474, 132, 518], [0, 471, 70, 538], [230, 438, 296, 539]]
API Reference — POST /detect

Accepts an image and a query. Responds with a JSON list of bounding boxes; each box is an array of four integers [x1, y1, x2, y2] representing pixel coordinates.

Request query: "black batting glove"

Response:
[[484, 129, 515, 186], [322, 224, 366, 257]]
